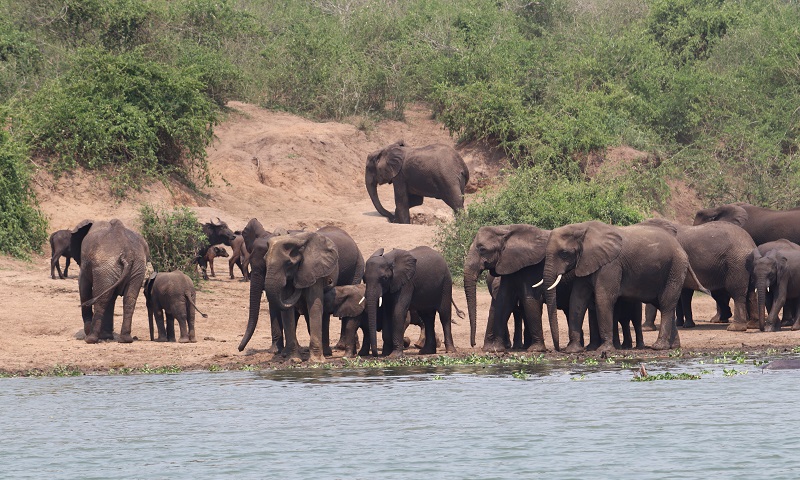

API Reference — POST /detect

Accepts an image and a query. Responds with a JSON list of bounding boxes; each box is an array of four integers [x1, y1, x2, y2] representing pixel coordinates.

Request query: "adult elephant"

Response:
[[364, 247, 456, 357], [50, 229, 73, 279], [543, 221, 706, 353], [641, 219, 757, 332], [70, 219, 150, 343], [693, 203, 800, 245], [365, 141, 469, 224], [238, 220, 364, 362], [462, 224, 560, 352]]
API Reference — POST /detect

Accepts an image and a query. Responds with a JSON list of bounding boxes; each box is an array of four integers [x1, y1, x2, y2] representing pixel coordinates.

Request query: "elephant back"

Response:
[[317, 226, 364, 286]]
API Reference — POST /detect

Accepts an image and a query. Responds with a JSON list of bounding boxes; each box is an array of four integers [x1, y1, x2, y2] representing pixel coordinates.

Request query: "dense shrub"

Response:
[[0, 128, 48, 259], [18, 48, 218, 195], [139, 204, 206, 283]]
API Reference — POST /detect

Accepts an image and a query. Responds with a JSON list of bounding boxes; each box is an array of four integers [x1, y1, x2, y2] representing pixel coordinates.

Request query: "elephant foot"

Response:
[[709, 313, 729, 324], [333, 340, 346, 351], [781, 318, 793, 327], [117, 334, 134, 343], [445, 345, 458, 354], [642, 321, 657, 331], [280, 348, 302, 362], [388, 350, 405, 359], [682, 320, 696, 329], [745, 320, 760, 330], [178, 336, 196, 343], [419, 346, 436, 355], [267, 342, 283, 354], [727, 322, 748, 332], [154, 337, 169, 342], [526, 342, 547, 353], [564, 341, 584, 354], [85, 334, 99, 344], [99, 331, 115, 340], [764, 325, 781, 332], [595, 342, 615, 354], [323, 347, 333, 357], [482, 340, 507, 353], [651, 337, 679, 350], [309, 353, 327, 363], [620, 341, 633, 349]]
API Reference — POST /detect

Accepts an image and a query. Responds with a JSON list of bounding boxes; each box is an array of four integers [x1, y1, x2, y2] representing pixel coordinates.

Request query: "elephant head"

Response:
[[365, 140, 406, 221], [693, 203, 749, 226], [241, 218, 270, 254], [331, 284, 367, 319], [364, 248, 416, 355], [751, 249, 784, 331], [202, 217, 237, 246], [463, 224, 550, 347], [542, 221, 623, 348]]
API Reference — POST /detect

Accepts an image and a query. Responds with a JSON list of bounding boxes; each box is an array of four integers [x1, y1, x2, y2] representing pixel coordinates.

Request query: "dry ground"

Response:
[[2, 102, 798, 374]]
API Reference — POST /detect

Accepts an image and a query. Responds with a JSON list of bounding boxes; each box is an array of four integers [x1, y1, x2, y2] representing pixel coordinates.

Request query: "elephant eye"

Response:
[[559, 251, 572, 259]]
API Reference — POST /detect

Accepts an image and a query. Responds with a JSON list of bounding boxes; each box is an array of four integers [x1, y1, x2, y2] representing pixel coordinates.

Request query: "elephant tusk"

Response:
[[359, 296, 365, 305], [767, 286, 770, 293], [379, 296, 383, 307], [547, 274, 562, 291], [532, 279, 544, 288]]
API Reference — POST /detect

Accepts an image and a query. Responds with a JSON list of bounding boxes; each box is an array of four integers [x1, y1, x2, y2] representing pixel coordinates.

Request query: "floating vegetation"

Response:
[[0, 364, 84, 378], [723, 368, 748, 377], [632, 372, 702, 382], [341, 353, 547, 369]]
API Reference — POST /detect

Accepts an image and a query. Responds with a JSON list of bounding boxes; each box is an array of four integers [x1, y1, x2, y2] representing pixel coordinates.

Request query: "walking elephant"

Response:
[[365, 141, 469, 224], [50, 229, 73, 279], [238, 221, 364, 362], [693, 203, 800, 245], [463, 224, 560, 352], [70, 219, 150, 343], [364, 246, 456, 356], [543, 221, 706, 353], [641, 219, 757, 331], [228, 234, 250, 281], [143, 271, 207, 342], [751, 248, 800, 331], [196, 218, 237, 280]]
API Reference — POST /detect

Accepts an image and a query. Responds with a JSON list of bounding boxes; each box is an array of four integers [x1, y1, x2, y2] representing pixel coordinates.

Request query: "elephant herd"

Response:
[[472, 202, 800, 355]]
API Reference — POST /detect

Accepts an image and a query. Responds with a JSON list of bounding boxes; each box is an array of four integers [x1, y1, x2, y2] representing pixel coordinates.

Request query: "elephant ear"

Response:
[[495, 225, 549, 275], [719, 204, 749, 226], [242, 218, 267, 254], [69, 219, 93, 266], [378, 144, 404, 181], [371, 248, 385, 258], [390, 249, 417, 293], [144, 272, 158, 299], [575, 222, 623, 277], [334, 285, 366, 318], [294, 232, 339, 289]]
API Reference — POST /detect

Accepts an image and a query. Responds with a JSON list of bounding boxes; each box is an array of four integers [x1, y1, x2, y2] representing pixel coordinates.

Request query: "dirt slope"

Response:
[[1, 102, 797, 373]]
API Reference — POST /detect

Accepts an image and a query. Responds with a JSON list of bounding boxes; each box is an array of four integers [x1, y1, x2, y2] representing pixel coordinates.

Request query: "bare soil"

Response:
[[3, 102, 798, 374]]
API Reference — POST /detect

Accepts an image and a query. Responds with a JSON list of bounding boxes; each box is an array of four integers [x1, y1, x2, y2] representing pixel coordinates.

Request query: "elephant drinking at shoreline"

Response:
[[365, 141, 469, 224], [71, 219, 150, 343]]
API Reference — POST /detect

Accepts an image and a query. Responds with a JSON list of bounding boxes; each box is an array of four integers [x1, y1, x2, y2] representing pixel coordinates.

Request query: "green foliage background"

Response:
[[0, 0, 799, 262], [139, 204, 207, 284]]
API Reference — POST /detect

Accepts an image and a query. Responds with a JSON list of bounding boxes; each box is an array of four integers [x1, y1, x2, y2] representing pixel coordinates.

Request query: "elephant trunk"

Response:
[[365, 171, 394, 220], [463, 246, 481, 347], [757, 277, 767, 331], [238, 267, 266, 351], [543, 264, 560, 351], [365, 284, 382, 356], [264, 264, 302, 310]]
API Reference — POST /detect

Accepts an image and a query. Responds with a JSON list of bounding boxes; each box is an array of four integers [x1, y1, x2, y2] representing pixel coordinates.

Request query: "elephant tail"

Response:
[[450, 298, 464, 324], [185, 293, 208, 318], [685, 264, 711, 296], [80, 255, 131, 307]]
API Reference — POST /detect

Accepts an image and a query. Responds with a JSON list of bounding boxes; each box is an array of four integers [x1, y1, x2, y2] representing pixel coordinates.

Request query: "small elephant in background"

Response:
[[365, 140, 470, 224], [751, 248, 800, 331], [228, 234, 251, 281], [143, 271, 207, 343], [50, 229, 73, 279]]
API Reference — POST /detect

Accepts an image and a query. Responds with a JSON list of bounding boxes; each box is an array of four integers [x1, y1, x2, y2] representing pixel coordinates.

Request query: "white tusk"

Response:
[[532, 279, 544, 288], [359, 296, 365, 305], [767, 286, 770, 293], [547, 274, 562, 291], [379, 296, 383, 307]]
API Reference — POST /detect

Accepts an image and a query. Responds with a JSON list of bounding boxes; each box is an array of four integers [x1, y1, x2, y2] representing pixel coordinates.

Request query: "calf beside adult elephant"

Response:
[[543, 221, 706, 353], [71, 219, 150, 343], [365, 141, 469, 224], [144, 271, 207, 343], [238, 219, 364, 362]]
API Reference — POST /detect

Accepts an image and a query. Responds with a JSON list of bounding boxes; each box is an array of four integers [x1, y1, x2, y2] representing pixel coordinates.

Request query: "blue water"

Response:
[[0, 360, 798, 479]]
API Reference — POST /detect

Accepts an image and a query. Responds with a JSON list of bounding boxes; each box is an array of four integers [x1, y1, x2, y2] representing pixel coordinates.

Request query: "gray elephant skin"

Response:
[[325, 284, 373, 357], [228, 234, 250, 280], [365, 141, 469, 224], [238, 219, 364, 362], [543, 221, 706, 353], [50, 229, 73, 279], [751, 248, 800, 331], [642, 219, 757, 332], [144, 271, 207, 342], [70, 219, 150, 344], [694, 202, 800, 245], [364, 246, 456, 357]]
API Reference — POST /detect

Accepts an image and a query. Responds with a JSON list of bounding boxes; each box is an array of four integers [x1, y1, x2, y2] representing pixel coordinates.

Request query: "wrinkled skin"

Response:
[[50, 229, 73, 279], [325, 284, 373, 357], [196, 218, 236, 280], [462, 225, 559, 352], [228, 234, 251, 281], [365, 141, 470, 224], [749, 240, 800, 327], [543, 221, 705, 353], [486, 273, 530, 350], [751, 249, 800, 332], [694, 203, 800, 245], [71, 219, 150, 344], [238, 221, 364, 362], [364, 246, 456, 357], [144, 271, 206, 343], [641, 219, 757, 331]]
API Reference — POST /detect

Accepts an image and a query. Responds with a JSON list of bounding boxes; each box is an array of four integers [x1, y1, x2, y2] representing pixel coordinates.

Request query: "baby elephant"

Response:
[[49, 229, 73, 279], [143, 271, 207, 343], [326, 284, 372, 357]]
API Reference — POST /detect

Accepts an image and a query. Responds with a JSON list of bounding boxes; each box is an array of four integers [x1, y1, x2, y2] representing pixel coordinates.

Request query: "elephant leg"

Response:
[[565, 281, 592, 353], [392, 181, 411, 224], [785, 299, 798, 327], [592, 286, 618, 353], [305, 288, 327, 362], [520, 295, 545, 353], [280, 307, 302, 360], [86, 293, 115, 344], [153, 307, 168, 341], [341, 318, 358, 357], [643, 304, 658, 331], [50, 255, 58, 279], [322, 312, 333, 357], [710, 291, 732, 324], [166, 312, 176, 342], [175, 302, 191, 343], [268, 301, 284, 354], [587, 307, 602, 351], [408, 193, 424, 209], [680, 288, 695, 328], [333, 320, 348, 351], [790, 300, 800, 331], [612, 318, 621, 349], [484, 285, 514, 353], [382, 315, 394, 356], [419, 311, 438, 355], [79, 273, 94, 335], [99, 296, 116, 340], [63, 256, 70, 278]]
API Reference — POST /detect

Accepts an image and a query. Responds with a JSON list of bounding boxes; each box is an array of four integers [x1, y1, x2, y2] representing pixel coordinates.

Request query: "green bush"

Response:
[[0, 128, 48, 259], [17, 48, 218, 195], [139, 204, 206, 283]]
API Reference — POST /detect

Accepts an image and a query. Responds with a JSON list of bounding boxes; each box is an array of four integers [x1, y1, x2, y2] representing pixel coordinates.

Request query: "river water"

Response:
[[0, 358, 798, 479]]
